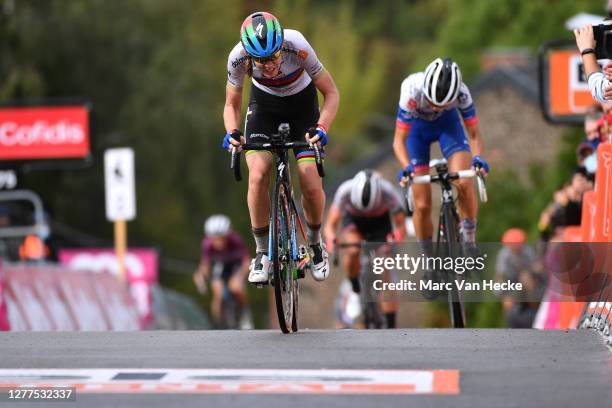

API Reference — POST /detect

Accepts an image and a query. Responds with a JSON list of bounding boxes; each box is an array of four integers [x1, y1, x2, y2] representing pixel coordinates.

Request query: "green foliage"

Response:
[[436, 0, 606, 78]]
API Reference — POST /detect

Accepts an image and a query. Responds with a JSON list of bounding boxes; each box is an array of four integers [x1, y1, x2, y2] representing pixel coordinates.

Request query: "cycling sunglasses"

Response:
[[252, 50, 281, 64]]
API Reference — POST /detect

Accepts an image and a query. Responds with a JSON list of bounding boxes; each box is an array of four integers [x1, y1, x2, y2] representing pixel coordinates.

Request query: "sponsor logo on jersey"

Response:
[[297, 50, 309, 60], [231, 55, 249, 68], [408, 99, 417, 109], [458, 92, 468, 105], [281, 47, 297, 56], [250, 133, 269, 140]]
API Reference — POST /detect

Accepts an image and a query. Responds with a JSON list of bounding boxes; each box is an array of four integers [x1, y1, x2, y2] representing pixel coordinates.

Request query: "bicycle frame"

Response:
[[406, 159, 487, 328], [229, 123, 324, 333]]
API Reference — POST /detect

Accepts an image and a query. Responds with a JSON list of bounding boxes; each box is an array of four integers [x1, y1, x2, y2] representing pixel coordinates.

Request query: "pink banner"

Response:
[[58, 248, 158, 328]]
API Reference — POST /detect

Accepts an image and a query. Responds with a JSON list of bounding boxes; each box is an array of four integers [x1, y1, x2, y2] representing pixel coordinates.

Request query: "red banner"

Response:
[[0, 106, 90, 160]]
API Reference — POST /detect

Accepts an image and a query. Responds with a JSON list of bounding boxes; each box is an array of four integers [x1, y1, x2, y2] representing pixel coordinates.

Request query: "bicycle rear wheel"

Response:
[[271, 181, 296, 333], [440, 204, 466, 328]]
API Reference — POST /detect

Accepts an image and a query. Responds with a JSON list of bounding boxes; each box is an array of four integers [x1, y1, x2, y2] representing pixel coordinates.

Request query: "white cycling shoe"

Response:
[[248, 252, 271, 284], [309, 243, 330, 281]]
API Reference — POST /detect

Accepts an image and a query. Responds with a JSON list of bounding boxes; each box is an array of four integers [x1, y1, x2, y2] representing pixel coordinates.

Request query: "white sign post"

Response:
[[104, 148, 136, 284]]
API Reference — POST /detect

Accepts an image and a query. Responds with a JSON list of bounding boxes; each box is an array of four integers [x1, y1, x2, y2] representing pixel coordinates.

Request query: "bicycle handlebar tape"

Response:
[[307, 127, 325, 178], [230, 130, 242, 182]]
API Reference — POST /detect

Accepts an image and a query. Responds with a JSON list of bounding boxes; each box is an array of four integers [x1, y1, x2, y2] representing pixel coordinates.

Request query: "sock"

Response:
[[385, 312, 396, 329], [461, 219, 477, 244], [252, 225, 269, 254], [307, 222, 322, 245], [418, 238, 434, 258], [349, 277, 361, 293]]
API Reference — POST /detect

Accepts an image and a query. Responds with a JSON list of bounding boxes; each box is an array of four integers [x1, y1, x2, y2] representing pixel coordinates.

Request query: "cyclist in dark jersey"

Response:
[[193, 215, 252, 328], [324, 170, 407, 328]]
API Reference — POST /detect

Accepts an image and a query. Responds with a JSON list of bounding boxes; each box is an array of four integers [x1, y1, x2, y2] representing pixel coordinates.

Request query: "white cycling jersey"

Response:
[[396, 72, 477, 126], [227, 29, 325, 97], [332, 178, 403, 218]]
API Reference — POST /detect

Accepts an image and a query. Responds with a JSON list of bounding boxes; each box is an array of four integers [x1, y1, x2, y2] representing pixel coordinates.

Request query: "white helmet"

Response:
[[204, 214, 231, 237], [423, 57, 462, 106], [350, 170, 381, 212]]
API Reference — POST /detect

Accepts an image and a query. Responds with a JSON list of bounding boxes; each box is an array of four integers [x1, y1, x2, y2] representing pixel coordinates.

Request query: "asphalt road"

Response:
[[0, 329, 610, 407]]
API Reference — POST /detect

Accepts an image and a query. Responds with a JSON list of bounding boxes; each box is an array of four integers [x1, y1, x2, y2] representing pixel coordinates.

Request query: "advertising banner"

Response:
[[0, 106, 90, 160]]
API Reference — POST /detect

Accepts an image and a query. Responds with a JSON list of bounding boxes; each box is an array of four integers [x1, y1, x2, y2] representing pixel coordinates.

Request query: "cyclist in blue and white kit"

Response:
[[393, 58, 488, 292]]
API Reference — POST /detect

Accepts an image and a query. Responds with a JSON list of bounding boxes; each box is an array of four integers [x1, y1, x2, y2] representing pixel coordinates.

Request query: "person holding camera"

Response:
[[574, 24, 612, 102]]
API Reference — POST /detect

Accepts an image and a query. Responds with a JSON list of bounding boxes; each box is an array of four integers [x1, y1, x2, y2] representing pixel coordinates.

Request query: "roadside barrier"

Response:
[[535, 142, 612, 344], [0, 263, 140, 331]]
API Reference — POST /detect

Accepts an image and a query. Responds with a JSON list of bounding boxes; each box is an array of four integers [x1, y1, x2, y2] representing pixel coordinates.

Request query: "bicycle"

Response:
[[333, 241, 394, 329], [229, 123, 324, 333], [405, 158, 487, 328]]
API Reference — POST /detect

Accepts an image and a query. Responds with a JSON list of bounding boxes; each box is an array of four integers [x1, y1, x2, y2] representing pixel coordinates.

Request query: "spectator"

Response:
[[576, 142, 594, 167], [496, 228, 544, 328], [584, 104, 604, 150]]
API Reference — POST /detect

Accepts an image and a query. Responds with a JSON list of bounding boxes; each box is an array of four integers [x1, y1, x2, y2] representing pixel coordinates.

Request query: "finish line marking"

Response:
[[0, 369, 460, 395]]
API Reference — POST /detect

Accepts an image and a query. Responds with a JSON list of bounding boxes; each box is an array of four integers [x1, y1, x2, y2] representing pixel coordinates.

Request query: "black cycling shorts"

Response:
[[211, 260, 242, 283], [244, 82, 322, 162], [341, 212, 393, 243]]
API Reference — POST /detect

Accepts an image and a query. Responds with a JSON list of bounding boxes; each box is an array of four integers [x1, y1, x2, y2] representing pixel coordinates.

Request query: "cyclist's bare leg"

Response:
[[296, 161, 325, 242], [341, 228, 363, 280], [246, 152, 273, 249], [448, 151, 478, 220], [448, 151, 478, 243], [210, 280, 224, 323], [228, 275, 248, 308], [412, 173, 434, 240]]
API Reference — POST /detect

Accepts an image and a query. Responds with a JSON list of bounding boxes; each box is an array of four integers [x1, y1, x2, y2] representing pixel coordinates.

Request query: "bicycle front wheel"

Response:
[[271, 181, 296, 333], [440, 204, 466, 328]]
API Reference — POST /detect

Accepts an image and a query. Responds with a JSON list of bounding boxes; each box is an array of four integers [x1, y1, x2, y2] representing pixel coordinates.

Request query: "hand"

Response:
[[471, 155, 489, 175], [386, 230, 405, 243], [573, 24, 595, 53], [306, 124, 328, 148], [604, 61, 612, 81], [193, 272, 207, 295], [222, 129, 245, 152], [604, 84, 612, 100], [397, 164, 414, 187]]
